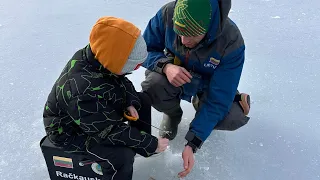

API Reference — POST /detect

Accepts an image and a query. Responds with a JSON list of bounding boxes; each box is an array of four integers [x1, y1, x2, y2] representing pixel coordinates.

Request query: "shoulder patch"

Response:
[[203, 57, 220, 69], [209, 57, 220, 65]]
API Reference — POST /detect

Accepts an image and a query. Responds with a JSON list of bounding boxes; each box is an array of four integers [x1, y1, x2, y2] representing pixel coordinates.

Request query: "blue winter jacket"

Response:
[[142, 0, 245, 142]]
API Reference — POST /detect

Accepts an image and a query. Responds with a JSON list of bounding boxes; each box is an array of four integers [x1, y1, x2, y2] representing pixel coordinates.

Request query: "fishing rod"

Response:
[[124, 111, 172, 136]]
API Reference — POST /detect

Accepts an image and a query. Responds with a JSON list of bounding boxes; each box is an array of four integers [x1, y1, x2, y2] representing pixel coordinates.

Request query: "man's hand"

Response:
[[178, 145, 195, 178], [163, 64, 192, 87]]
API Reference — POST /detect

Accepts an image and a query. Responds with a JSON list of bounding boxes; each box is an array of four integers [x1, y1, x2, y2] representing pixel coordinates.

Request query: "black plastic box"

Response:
[[40, 136, 103, 180]]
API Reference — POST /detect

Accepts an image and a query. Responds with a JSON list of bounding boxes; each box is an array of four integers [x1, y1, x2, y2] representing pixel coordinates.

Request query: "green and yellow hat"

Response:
[[173, 0, 212, 37]]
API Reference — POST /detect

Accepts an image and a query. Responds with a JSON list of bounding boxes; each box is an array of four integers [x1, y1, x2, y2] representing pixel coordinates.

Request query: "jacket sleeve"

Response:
[[67, 94, 158, 157], [142, 7, 171, 74], [124, 77, 141, 110], [188, 46, 245, 142]]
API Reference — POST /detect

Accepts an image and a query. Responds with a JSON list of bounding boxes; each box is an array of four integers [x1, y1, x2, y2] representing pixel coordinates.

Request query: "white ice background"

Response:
[[0, 0, 319, 179]]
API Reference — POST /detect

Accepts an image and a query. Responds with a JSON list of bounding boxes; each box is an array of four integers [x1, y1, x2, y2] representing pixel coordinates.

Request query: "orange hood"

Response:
[[89, 16, 141, 74]]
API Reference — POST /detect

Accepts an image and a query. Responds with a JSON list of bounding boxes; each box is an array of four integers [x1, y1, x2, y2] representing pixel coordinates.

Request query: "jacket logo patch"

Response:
[[204, 57, 220, 69], [209, 57, 220, 65]]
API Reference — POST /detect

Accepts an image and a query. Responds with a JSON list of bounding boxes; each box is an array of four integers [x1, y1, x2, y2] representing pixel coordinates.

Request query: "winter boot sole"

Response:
[[239, 93, 250, 116]]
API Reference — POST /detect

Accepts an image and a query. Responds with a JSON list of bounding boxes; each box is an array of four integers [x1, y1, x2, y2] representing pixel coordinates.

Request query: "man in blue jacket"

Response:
[[141, 0, 251, 177]]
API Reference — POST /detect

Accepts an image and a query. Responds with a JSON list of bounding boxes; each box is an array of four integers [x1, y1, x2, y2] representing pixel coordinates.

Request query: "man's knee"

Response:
[[141, 70, 181, 112], [141, 70, 169, 90], [215, 102, 250, 131]]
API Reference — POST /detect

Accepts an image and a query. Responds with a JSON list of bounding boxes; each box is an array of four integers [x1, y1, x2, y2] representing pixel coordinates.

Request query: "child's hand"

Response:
[[126, 106, 139, 119], [155, 137, 169, 153]]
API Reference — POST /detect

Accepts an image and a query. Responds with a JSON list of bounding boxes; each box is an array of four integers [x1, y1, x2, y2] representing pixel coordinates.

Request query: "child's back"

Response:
[[42, 16, 168, 180]]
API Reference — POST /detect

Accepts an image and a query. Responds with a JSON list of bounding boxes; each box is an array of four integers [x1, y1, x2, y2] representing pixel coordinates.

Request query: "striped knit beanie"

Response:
[[173, 0, 212, 37]]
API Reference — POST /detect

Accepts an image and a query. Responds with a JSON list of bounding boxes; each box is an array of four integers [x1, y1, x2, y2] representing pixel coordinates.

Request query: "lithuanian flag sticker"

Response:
[[53, 156, 73, 169]]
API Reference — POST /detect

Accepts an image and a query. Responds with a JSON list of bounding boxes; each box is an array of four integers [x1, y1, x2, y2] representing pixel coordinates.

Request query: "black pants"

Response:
[[85, 92, 152, 180]]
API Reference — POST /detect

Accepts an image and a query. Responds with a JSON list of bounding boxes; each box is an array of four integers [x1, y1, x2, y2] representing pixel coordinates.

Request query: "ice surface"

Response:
[[0, 0, 319, 179]]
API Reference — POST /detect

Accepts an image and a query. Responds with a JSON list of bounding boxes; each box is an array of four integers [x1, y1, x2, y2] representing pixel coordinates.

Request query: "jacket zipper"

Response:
[[185, 50, 190, 68]]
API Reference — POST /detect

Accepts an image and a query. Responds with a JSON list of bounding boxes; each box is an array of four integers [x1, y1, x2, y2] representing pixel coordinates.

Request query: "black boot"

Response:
[[159, 105, 183, 140]]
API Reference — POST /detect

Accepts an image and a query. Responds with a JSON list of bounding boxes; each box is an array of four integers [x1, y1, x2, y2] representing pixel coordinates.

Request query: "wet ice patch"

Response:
[[30, 141, 40, 150], [4, 121, 21, 134], [200, 166, 210, 171], [271, 16, 281, 19], [133, 146, 183, 179], [32, 118, 43, 127], [0, 159, 8, 166]]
